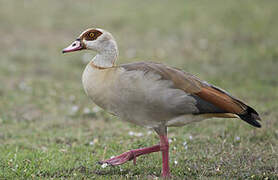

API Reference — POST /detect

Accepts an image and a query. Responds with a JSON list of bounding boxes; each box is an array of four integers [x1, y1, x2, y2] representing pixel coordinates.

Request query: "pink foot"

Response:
[[98, 135, 170, 178], [99, 145, 160, 166], [99, 150, 136, 166]]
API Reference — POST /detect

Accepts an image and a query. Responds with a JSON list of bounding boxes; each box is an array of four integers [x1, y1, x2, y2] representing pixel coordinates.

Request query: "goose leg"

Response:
[[99, 127, 170, 178], [159, 134, 170, 178], [99, 144, 160, 166]]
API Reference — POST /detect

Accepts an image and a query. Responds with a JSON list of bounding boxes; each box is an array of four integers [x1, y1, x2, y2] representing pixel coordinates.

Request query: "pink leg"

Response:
[[159, 135, 170, 178], [99, 145, 160, 166], [99, 133, 171, 178]]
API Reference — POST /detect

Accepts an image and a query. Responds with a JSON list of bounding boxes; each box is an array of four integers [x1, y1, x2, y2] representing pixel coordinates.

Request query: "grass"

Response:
[[0, 0, 278, 179]]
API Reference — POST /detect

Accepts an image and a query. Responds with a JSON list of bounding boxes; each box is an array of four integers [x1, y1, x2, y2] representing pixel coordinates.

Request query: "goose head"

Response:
[[62, 28, 117, 54]]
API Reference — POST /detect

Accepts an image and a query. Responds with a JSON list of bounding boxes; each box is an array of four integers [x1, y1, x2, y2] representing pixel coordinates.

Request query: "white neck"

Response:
[[92, 40, 118, 68]]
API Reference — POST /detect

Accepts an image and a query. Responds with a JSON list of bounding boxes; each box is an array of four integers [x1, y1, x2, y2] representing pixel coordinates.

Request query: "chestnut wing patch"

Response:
[[194, 85, 246, 114]]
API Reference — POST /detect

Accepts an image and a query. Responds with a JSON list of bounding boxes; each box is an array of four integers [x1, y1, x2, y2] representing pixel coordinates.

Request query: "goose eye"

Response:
[[89, 32, 95, 38]]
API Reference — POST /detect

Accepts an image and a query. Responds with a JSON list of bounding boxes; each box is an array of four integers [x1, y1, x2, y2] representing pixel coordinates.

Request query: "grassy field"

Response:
[[0, 0, 278, 179]]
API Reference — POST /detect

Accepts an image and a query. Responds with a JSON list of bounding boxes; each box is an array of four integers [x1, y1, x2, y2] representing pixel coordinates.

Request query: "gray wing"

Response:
[[121, 61, 225, 115], [120, 61, 261, 127]]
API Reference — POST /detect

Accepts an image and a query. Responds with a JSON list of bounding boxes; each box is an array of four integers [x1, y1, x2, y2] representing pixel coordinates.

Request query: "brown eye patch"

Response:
[[82, 29, 103, 41]]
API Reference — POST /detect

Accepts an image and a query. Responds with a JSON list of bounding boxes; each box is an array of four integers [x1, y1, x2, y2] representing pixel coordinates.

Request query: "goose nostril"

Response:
[[72, 43, 76, 47]]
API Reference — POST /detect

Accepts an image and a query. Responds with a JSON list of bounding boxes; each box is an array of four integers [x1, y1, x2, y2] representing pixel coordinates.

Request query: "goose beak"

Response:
[[62, 39, 84, 53]]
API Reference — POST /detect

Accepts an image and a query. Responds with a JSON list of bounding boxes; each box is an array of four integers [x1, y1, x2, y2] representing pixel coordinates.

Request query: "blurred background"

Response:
[[0, 0, 277, 179]]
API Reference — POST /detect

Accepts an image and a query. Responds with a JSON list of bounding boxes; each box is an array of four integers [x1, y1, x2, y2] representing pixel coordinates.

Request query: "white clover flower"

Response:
[[135, 132, 143, 137], [183, 141, 188, 150], [89, 141, 94, 146], [101, 163, 108, 168], [128, 131, 143, 137], [83, 107, 91, 114], [70, 105, 79, 115]]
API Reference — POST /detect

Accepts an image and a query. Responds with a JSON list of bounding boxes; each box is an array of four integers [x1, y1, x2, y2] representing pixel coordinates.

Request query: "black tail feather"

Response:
[[238, 106, 261, 128]]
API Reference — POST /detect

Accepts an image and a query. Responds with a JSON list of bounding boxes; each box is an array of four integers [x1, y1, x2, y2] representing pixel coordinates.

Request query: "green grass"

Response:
[[0, 0, 278, 179]]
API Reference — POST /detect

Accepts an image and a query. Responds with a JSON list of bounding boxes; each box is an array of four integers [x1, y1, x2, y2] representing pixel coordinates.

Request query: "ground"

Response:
[[0, 0, 277, 179]]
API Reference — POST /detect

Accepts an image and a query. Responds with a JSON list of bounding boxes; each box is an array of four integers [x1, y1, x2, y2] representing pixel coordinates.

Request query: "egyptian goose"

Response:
[[62, 28, 261, 178]]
